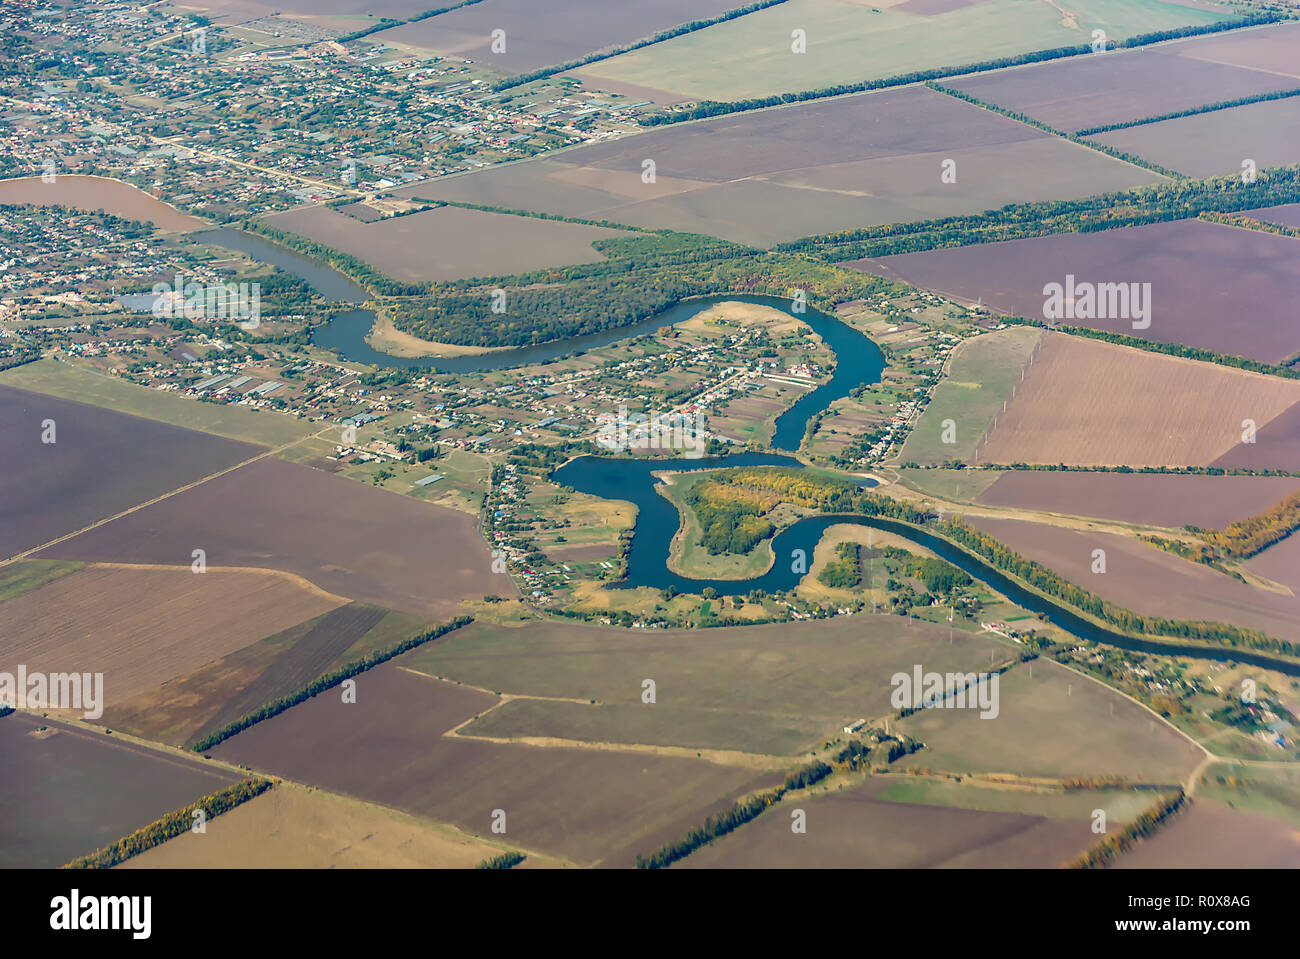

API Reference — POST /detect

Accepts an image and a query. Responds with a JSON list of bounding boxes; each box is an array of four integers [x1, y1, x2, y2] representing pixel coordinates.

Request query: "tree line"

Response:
[[63, 778, 273, 869], [636, 760, 832, 868]]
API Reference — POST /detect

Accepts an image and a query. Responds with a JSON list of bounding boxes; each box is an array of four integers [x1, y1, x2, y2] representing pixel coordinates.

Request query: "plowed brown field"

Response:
[[978, 334, 1300, 467]]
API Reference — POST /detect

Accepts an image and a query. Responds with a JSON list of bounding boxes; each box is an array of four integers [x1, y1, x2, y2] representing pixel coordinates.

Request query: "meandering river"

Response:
[[198, 228, 1300, 675]]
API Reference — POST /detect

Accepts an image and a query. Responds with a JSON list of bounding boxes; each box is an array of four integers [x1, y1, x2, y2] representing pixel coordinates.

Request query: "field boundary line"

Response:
[[2, 426, 334, 568], [82, 561, 353, 605], [444, 728, 791, 770]]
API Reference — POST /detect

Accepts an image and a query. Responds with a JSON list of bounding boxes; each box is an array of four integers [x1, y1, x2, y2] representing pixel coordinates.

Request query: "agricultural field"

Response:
[[964, 515, 1300, 645], [945, 21, 1300, 132], [1246, 532, 1300, 596], [974, 472, 1300, 530], [852, 218, 1300, 365], [209, 662, 772, 866], [1213, 400, 1300, 471], [897, 325, 1042, 465], [0, 360, 317, 447], [405, 86, 1159, 246], [1086, 97, 1300, 177], [895, 467, 1004, 503], [1113, 798, 1300, 868], [874, 778, 1161, 823], [679, 776, 1099, 868], [0, 175, 205, 232], [399, 616, 1009, 755], [974, 334, 1300, 467], [1250, 202, 1300, 229], [104, 604, 430, 748], [0, 383, 263, 559], [895, 658, 1206, 781], [374, 0, 743, 76], [0, 564, 342, 709], [576, 0, 1228, 103], [0, 712, 240, 868], [35, 456, 503, 620], [120, 782, 510, 869], [261, 204, 632, 281]]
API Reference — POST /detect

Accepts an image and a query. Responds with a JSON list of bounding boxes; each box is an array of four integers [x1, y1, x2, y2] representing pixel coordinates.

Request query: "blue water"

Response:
[[200, 228, 1300, 673]]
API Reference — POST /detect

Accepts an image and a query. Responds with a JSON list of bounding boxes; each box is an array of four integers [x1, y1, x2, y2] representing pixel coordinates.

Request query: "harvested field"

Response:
[[0, 565, 341, 709], [975, 472, 1300, 529], [106, 604, 429, 748], [964, 515, 1300, 645], [875, 778, 1160, 823], [1086, 97, 1300, 177], [1212, 400, 1300, 471], [374, 0, 741, 74], [37, 456, 503, 620], [1114, 798, 1300, 867], [945, 22, 1300, 132], [0, 384, 263, 560], [896, 658, 1205, 781], [0, 175, 205, 232], [1249, 202, 1300, 229], [403, 86, 1157, 246], [578, 0, 1226, 103], [400, 616, 1008, 754], [898, 326, 1041, 465], [1246, 533, 1300, 594], [0, 360, 317, 447], [210, 662, 769, 866], [0, 712, 240, 868], [120, 783, 503, 869], [461, 699, 830, 757], [680, 778, 1098, 868], [852, 218, 1300, 364], [261, 204, 630, 281], [975, 334, 1300, 467], [1169, 18, 1300, 78]]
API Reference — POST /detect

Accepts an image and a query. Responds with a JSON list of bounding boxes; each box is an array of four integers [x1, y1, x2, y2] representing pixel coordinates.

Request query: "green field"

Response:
[[399, 615, 1010, 754], [895, 467, 1003, 503], [0, 559, 83, 604], [1196, 762, 1300, 827], [898, 326, 1041, 465], [0, 360, 315, 447], [877, 777, 1162, 823], [581, 0, 1228, 102]]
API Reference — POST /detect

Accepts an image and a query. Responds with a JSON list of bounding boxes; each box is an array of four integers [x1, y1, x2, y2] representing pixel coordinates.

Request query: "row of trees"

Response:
[[777, 164, 1300, 262], [636, 760, 832, 868], [1069, 790, 1187, 868], [1076, 86, 1300, 137], [63, 778, 273, 869]]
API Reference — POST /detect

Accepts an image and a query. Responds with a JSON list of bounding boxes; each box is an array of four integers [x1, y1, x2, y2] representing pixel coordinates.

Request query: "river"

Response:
[[196, 228, 1299, 674]]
